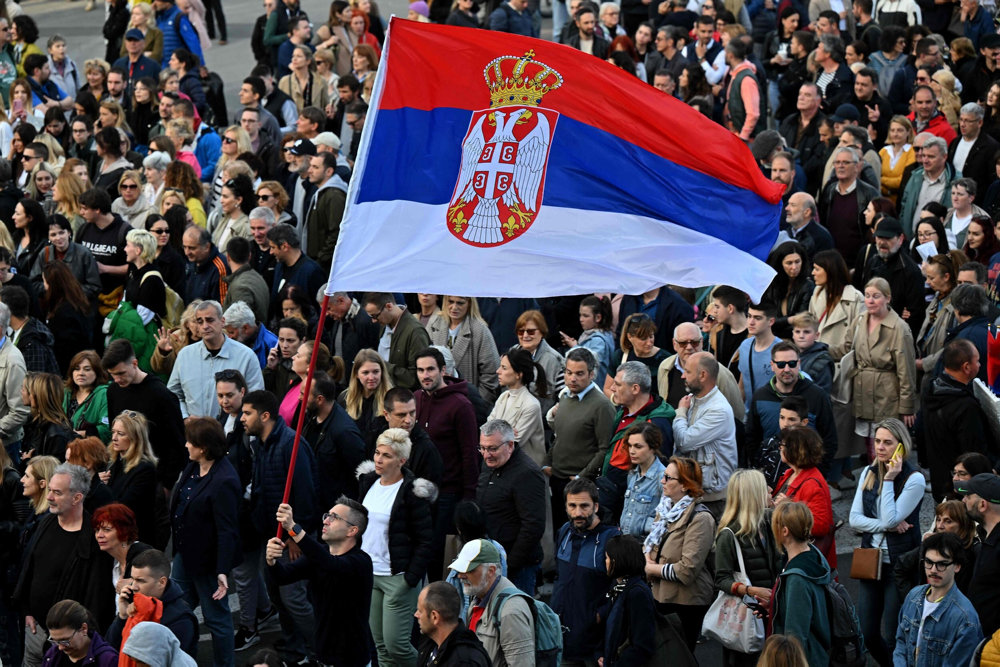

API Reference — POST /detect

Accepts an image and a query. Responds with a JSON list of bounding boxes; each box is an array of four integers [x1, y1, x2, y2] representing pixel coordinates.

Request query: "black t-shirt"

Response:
[[714, 327, 747, 377], [76, 216, 129, 292], [28, 522, 80, 619], [666, 363, 687, 409]]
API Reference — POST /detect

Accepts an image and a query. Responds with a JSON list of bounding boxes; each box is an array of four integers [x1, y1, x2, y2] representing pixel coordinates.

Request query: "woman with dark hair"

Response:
[[274, 283, 318, 330], [62, 350, 110, 442], [126, 77, 159, 150], [43, 260, 93, 371], [949, 452, 994, 498], [207, 174, 255, 249], [679, 62, 713, 107], [170, 417, 242, 667], [102, 0, 130, 63], [915, 250, 967, 375], [92, 502, 153, 602], [146, 213, 187, 293], [601, 534, 656, 667], [763, 7, 800, 115], [854, 197, 898, 276], [93, 126, 131, 198], [609, 36, 645, 81], [168, 49, 208, 119], [559, 294, 615, 388], [40, 599, 117, 667], [0, 445, 27, 667], [42, 107, 71, 150], [10, 16, 41, 77], [763, 241, 814, 338], [609, 312, 668, 397], [10, 122, 36, 184], [487, 347, 548, 464], [773, 427, 836, 567], [619, 422, 666, 538], [643, 456, 716, 651], [962, 214, 1000, 265], [426, 296, 501, 400], [11, 197, 46, 274], [808, 249, 864, 360], [910, 214, 949, 264], [608, 51, 638, 77]]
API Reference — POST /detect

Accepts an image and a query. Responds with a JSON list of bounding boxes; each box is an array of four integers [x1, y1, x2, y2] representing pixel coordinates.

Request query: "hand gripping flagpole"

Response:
[[276, 292, 331, 540]]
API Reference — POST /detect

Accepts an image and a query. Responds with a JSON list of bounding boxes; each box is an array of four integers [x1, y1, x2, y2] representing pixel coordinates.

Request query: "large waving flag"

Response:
[[327, 19, 784, 300]]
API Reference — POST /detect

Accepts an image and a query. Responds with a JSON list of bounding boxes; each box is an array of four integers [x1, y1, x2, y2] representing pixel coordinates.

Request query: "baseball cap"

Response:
[[448, 539, 501, 573], [288, 139, 316, 156], [313, 132, 342, 152], [955, 473, 1000, 503], [982, 33, 1000, 50], [125, 28, 146, 41], [830, 104, 860, 123], [873, 217, 904, 238]]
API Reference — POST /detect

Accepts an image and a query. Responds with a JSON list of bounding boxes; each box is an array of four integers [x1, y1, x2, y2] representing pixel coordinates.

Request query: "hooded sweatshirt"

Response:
[[121, 622, 197, 667], [771, 544, 832, 667]]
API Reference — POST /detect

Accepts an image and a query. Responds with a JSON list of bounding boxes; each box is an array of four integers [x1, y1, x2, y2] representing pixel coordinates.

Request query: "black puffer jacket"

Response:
[[416, 625, 491, 667], [476, 445, 546, 571], [357, 464, 436, 586]]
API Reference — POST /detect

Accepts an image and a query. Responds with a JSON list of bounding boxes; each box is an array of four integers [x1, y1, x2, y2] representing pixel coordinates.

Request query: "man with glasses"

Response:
[[363, 292, 431, 390], [745, 341, 838, 477], [239, 107, 275, 178], [344, 100, 368, 165], [949, 102, 999, 197], [819, 145, 880, 260], [958, 473, 1000, 635], [266, 498, 374, 667], [893, 531, 982, 666], [235, 77, 282, 148], [475, 419, 546, 595], [657, 321, 742, 414], [672, 351, 737, 518]]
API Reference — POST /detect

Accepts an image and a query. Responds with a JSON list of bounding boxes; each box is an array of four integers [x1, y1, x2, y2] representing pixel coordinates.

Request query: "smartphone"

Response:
[[12, 99, 22, 116], [743, 599, 768, 619], [893, 442, 905, 461]]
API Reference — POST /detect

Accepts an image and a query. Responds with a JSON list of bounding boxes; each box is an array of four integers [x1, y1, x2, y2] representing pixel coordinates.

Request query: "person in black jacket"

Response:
[[857, 216, 927, 336], [169, 417, 242, 667], [99, 411, 158, 546], [19, 372, 75, 461], [601, 534, 657, 667], [316, 292, 378, 380], [415, 581, 491, 667], [617, 286, 695, 354], [12, 197, 47, 277], [304, 373, 366, 504], [475, 418, 546, 596], [762, 241, 816, 339], [0, 445, 29, 667], [267, 497, 375, 667], [374, 387, 444, 486], [106, 548, 199, 658], [358, 427, 436, 667]]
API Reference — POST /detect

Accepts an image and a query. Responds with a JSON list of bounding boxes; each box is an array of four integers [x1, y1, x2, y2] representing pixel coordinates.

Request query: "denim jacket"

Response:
[[892, 583, 983, 667], [619, 457, 666, 538]]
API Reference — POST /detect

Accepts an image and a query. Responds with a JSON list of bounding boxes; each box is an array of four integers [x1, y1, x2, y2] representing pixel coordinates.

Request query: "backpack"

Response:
[[201, 70, 228, 129], [824, 572, 867, 667], [140, 270, 184, 329], [492, 587, 563, 667], [751, 436, 786, 488]]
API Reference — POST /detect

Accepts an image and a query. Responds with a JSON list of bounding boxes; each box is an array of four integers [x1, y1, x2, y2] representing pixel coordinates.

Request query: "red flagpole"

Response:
[[276, 292, 331, 540]]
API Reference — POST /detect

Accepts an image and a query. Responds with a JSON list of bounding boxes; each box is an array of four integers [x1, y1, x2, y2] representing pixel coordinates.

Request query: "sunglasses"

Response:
[[222, 136, 236, 144], [150, 227, 169, 234], [257, 194, 271, 201], [773, 359, 799, 369], [120, 183, 138, 190], [517, 328, 539, 336]]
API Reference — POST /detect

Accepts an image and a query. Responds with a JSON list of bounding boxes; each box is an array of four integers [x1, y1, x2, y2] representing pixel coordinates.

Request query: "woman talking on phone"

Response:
[[848, 418, 924, 667]]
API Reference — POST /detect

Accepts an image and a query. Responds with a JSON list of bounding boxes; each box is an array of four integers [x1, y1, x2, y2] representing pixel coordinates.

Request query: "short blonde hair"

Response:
[[375, 427, 411, 460], [787, 311, 818, 331], [126, 229, 157, 264]]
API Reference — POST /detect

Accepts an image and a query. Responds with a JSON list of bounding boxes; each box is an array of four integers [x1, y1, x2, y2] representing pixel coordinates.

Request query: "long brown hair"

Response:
[[24, 373, 70, 427], [43, 261, 89, 317], [812, 249, 851, 312]]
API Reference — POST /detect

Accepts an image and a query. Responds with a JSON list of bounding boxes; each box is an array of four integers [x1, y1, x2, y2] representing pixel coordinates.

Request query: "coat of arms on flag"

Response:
[[447, 50, 561, 247]]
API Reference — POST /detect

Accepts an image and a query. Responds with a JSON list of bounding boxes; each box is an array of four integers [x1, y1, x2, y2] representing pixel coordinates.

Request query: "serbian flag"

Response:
[[326, 19, 784, 300]]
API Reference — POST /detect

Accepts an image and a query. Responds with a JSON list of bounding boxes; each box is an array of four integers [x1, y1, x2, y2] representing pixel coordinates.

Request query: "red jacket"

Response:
[[907, 110, 958, 145], [773, 466, 837, 570]]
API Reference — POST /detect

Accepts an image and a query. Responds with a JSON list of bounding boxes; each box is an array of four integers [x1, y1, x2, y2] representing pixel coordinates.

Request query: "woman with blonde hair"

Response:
[[20, 372, 73, 460], [152, 299, 204, 377], [713, 468, 780, 666], [99, 410, 159, 545], [256, 180, 295, 226], [280, 45, 330, 113], [25, 162, 58, 215], [209, 126, 251, 212], [80, 58, 110, 100], [53, 169, 86, 233], [62, 157, 91, 188], [98, 100, 131, 133], [157, 188, 187, 217], [757, 634, 809, 667], [879, 116, 914, 204], [123, 228, 167, 321], [340, 348, 392, 454], [848, 418, 924, 665], [643, 456, 716, 651], [427, 296, 500, 400], [112, 170, 155, 230], [118, 2, 163, 63], [931, 69, 961, 134], [313, 48, 340, 98], [18, 454, 59, 542], [8, 77, 41, 129]]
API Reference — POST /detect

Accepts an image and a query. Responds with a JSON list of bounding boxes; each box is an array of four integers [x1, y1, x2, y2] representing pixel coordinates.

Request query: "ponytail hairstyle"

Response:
[[504, 346, 549, 398], [580, 295, 613, 331]]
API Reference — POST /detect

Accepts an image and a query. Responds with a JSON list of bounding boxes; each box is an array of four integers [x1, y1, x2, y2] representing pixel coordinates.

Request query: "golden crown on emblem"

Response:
[[483, 50, 563, 109]]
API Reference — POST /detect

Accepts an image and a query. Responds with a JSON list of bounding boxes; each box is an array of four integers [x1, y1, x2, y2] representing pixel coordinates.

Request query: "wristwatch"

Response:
[[287, 523, 303, 538]]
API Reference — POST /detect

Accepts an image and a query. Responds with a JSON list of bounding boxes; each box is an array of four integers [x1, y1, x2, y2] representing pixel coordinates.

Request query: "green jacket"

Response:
[[601, 397, 676, 475], [897, 163, 957, 238], [384, 310, 431, 391], [106, 302, 160, 378], [222, 265, 271, 325], [772, 545, 832, 667], [305, 181, 347, 270], [62, 384, 111, 444]]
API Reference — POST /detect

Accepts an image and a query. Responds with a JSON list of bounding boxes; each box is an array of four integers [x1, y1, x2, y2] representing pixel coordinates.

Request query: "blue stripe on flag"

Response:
[[357, 107, 780, 260]]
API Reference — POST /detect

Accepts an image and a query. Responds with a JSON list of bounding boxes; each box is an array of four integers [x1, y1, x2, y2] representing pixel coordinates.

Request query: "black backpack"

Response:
[[750, 436, 785, 487], [200, 70, 228, 129], [824, 571, 867, 667]]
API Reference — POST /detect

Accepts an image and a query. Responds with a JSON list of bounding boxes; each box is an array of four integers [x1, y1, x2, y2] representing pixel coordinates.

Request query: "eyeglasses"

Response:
[[368, 303, 386, 322], [516, 328, 539, 337], [951, 468, 971, 478], [674, 339, 700, 348], [150, 227, 169, 235], [120, 183, 138, 190], [48, 628, 79, 647], [120, 410, 140, 418], [322, 511, 356, 526], [663, 475, 681, 482], [222, 137, 236, 144], [478, 444, 507, 455], [257, 194, 271, 201], [773, 359, 799, 369], [921, 557, 953, 571]]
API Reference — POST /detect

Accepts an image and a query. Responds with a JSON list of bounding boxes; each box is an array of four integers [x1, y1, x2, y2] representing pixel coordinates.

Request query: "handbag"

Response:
[[850, 534, 884, 581], [701, 528, 765, 653]]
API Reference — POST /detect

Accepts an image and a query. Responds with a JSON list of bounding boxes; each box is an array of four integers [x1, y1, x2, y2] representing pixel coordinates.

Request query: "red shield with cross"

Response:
[[473, 141, 518, 200]]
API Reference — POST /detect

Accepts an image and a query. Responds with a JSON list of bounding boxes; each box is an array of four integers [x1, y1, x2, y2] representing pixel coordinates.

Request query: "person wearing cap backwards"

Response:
[[449, 539, 536, 667], [313, 131, 352, 182], [857, 216, 927, 335], [112, 30, 160, 98], [958, 473, 1000, 636]]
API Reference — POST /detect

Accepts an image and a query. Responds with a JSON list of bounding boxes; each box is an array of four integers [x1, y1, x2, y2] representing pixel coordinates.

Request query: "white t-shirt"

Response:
[[952, 137, 975, 175], [362, 477, 404, 576], [917, 594, 943, 647]]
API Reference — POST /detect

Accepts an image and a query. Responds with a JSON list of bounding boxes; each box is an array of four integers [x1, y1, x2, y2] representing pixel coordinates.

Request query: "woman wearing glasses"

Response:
[[112, 170, 155, 230], [848, 418, 924, 666], [209, 126, 251, 212], [512, 310, 564, 417], [772, 427, 836, 569], [608, 313, 668, 399], [40, 600, 118, 667], [358, 428, 435, 667], [123, 229, 167, 322], [170, 417, 242, 667], [145, 211, 187, 293], [844, 277, 916, 437]]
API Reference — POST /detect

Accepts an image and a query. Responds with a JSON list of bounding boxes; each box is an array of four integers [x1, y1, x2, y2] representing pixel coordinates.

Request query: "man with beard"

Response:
[[857, 216, 926, 335], [551, 478, 620, 666], [448, 539, 534, 667], [959, 473, 1000, 636]]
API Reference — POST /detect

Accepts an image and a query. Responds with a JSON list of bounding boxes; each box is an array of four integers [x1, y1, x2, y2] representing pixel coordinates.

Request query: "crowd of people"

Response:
[[0, 0, 997, 664]]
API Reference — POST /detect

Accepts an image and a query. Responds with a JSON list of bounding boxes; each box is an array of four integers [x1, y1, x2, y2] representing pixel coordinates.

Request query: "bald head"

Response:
[[786, 192, 817, 229], [673, 322, 703, 364], [683, 351, 719, 396]]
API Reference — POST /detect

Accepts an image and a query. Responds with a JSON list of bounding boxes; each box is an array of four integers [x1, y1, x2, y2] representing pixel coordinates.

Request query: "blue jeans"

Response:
[[552, 0, 568, 40], [171, 554, 235, 667], [857, 568, 900, 667], [508, 564, 538, 596]]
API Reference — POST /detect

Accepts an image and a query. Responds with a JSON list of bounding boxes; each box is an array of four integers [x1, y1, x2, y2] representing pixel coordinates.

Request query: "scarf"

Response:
[[643, 494, 693, 553]]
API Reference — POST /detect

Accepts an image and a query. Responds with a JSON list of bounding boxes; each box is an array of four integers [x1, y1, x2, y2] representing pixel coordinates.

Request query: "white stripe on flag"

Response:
[[326, 200, 776, 301]]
